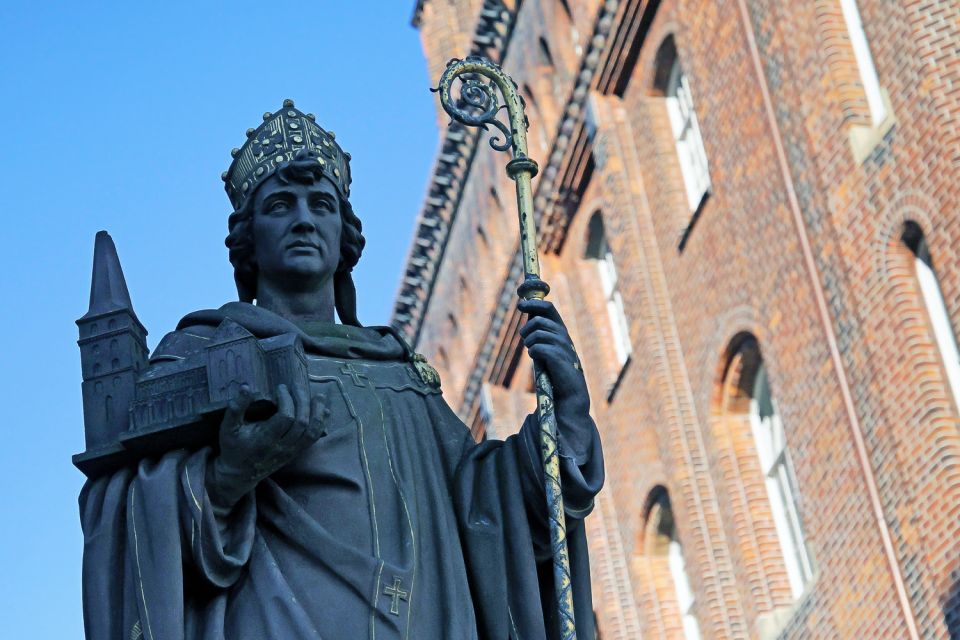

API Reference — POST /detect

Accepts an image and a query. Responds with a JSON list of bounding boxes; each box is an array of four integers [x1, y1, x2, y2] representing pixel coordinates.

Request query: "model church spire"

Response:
[[76, 231, 148, 458], [80, 231, 141, 322]]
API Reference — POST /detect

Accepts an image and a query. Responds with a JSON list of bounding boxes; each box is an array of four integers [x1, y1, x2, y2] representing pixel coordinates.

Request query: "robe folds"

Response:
[[79, 302, 604, 640]]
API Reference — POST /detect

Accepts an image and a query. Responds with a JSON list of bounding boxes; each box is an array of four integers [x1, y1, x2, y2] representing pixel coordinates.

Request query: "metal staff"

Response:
[[434, 55, 578, 639]]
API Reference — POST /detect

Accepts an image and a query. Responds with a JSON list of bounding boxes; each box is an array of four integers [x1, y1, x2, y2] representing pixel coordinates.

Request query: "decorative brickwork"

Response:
[[399, 0, 960, 637]]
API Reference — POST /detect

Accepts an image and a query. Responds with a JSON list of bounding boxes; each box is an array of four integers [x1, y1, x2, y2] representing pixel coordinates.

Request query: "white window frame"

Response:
[[668, 539, 702, 640], [840, 0, 888, 126], [749, 364, 814, 599], [665, 60, 711, 212], [595, 233, 632, 367], [914, 238, 960, 407]]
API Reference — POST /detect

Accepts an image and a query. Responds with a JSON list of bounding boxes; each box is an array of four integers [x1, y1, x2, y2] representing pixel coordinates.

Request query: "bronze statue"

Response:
[[77, 87, 603, 639]]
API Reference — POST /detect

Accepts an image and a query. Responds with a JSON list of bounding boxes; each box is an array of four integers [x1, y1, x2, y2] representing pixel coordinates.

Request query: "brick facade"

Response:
[[396, 1, 960, 637]]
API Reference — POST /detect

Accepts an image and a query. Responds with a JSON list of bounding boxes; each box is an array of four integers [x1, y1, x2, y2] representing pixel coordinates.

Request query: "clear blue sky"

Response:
[[0, 2, 437, 635]]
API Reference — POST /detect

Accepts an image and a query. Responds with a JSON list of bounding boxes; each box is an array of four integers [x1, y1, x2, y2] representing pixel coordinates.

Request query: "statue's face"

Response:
[[251, 173, 342, 290]]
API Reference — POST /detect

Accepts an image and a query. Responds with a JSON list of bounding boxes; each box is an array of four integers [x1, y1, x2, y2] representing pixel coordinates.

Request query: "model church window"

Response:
[[748, 362, 814, 598], [903, 222, 960, 407], [840, 0, 887, 126], [585, 212, 631, 367], [646, 490, 701, 640], [657, 37, 711, 212]]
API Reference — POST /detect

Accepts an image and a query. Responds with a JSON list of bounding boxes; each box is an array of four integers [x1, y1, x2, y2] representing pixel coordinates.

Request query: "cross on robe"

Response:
[[383, 576, 409, 616], [340, 364, 368, 387]]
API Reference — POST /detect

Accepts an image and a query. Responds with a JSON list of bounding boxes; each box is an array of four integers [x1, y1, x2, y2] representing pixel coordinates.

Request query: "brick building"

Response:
[[393, 0, 960, 637]]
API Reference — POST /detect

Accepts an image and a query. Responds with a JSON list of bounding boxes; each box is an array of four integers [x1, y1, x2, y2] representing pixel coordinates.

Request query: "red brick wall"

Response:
[[406, 0, 960, 637]]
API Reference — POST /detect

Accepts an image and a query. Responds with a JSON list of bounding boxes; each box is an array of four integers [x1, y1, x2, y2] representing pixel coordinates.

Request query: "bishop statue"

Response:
[[77, 100, 603, 640]]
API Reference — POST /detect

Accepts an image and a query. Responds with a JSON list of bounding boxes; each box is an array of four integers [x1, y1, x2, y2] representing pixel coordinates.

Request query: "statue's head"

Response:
[[222, 100, 364, 325]]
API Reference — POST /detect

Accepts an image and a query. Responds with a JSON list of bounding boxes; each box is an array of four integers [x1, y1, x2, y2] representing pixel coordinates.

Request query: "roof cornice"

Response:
[[391, 0, 520, 344], [411, 0, 426, 28], [453, 0, 630, 417], [394, 0, 656, 422]]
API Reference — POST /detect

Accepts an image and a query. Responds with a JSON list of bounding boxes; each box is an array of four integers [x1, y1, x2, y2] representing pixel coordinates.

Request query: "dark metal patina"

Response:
[[435, 55, 578, 640]]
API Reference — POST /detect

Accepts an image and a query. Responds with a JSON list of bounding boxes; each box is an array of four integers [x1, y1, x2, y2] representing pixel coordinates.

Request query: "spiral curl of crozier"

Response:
[[435, 57, 519, 153]]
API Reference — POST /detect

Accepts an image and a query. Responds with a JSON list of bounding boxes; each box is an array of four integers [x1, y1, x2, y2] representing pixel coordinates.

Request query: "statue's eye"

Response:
[[311, 197, 335, 212], [267, 199, 290, 213]]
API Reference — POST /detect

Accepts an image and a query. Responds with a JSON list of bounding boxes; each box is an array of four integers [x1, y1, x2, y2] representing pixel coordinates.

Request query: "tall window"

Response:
[[646, 490, 701, 640], [657, 36, 711, 212], [585, 212, 631, 367], [840, 0, 887, 126], [538, 36, 554, 69], [523, 83, 549, 153], [748, 363, 814, 599], [903, 222, 960, 406]]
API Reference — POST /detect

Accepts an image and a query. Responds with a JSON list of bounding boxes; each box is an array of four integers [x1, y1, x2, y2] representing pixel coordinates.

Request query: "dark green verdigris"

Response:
[[76, 95, 603, 640]]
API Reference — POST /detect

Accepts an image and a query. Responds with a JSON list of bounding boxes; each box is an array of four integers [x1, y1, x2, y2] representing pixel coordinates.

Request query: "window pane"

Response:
[[676, 74, 696, 125], [593, 233, 631, 367], [780, 453, 815, 584], [748, 401, 775, 473], [749, 362, 813, 599], [666, 95, 686, 140], [603, 249, 619, 284], [666, 60, 711, 211], [607, 296, 631, 367], [597, 255, 615, 298], [840, 0, 887, 126], [915, 253, 960, 407], [668, 540, 702, 640]]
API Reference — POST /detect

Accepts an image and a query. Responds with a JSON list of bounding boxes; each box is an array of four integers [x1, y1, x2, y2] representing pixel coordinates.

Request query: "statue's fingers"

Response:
[[307, 396, 329, 440], [527, 344, 577, 383], [518, 298, 564, 325], [526, 343, 565, 365], [292, 380, 310, 429], [520, 318, 570, 343], [522, 329, 571, 350], [275, 384, 294, 418], [270, 384, 296, 437], [519, 315, 568, 340], [223, 384, 253, 432], [311, 394, 331, 420]]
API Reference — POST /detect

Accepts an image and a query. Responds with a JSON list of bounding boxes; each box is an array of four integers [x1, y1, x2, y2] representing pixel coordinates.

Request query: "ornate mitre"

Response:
[[222, 99, 352, 209]]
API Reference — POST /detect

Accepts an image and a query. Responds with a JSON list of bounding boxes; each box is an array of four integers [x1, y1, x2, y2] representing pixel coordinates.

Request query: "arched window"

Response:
[[654, 36, 711, 212], [436, 346, 450, 373], [840, 0, 887, 126], [748, 362, 814, 598], [447, 312, 459, 336], [476, 224, 489, 248], [903, 222, 960, 405], [645, 489, 701, 640], [522, 83, 549, 152], [717, 336, 814, 605], [585, 212, 631, 367], [538, 36, 555, 69], [489, 185, 502, 211]]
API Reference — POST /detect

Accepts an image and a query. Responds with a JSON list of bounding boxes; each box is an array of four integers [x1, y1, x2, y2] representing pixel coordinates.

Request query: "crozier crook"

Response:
[[434, 55, 578, 640]]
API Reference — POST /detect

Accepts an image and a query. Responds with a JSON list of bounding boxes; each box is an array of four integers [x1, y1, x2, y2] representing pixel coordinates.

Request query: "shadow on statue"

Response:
[[75, 99, 603, 640]]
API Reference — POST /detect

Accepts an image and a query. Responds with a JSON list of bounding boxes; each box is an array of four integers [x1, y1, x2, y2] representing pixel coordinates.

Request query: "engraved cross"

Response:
[[383, 576, 409, 616], [340, 364, 368, 387]]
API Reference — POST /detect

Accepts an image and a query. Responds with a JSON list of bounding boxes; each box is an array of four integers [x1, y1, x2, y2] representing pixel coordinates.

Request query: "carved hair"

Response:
[[224, 151, 365, 325]]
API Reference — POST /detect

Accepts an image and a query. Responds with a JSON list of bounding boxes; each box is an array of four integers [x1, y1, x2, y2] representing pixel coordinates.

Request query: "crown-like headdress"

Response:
[[222, 99, 351, 209]]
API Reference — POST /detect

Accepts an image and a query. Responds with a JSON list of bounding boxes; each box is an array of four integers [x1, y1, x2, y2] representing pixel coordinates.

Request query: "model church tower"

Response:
[[76, 231, 148, 454]]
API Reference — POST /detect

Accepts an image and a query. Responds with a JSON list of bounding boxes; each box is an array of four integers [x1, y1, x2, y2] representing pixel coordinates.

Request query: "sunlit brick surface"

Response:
[[401, 1, 960, 637]]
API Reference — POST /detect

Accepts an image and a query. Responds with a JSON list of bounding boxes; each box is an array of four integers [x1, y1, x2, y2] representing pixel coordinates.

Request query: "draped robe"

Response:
[[79, 302, 603, 640]]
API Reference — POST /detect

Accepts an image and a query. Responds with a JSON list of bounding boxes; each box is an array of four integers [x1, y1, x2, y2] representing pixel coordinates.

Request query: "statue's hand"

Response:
[[518, 298, 591, 423], [208, 382, 329, 511]]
